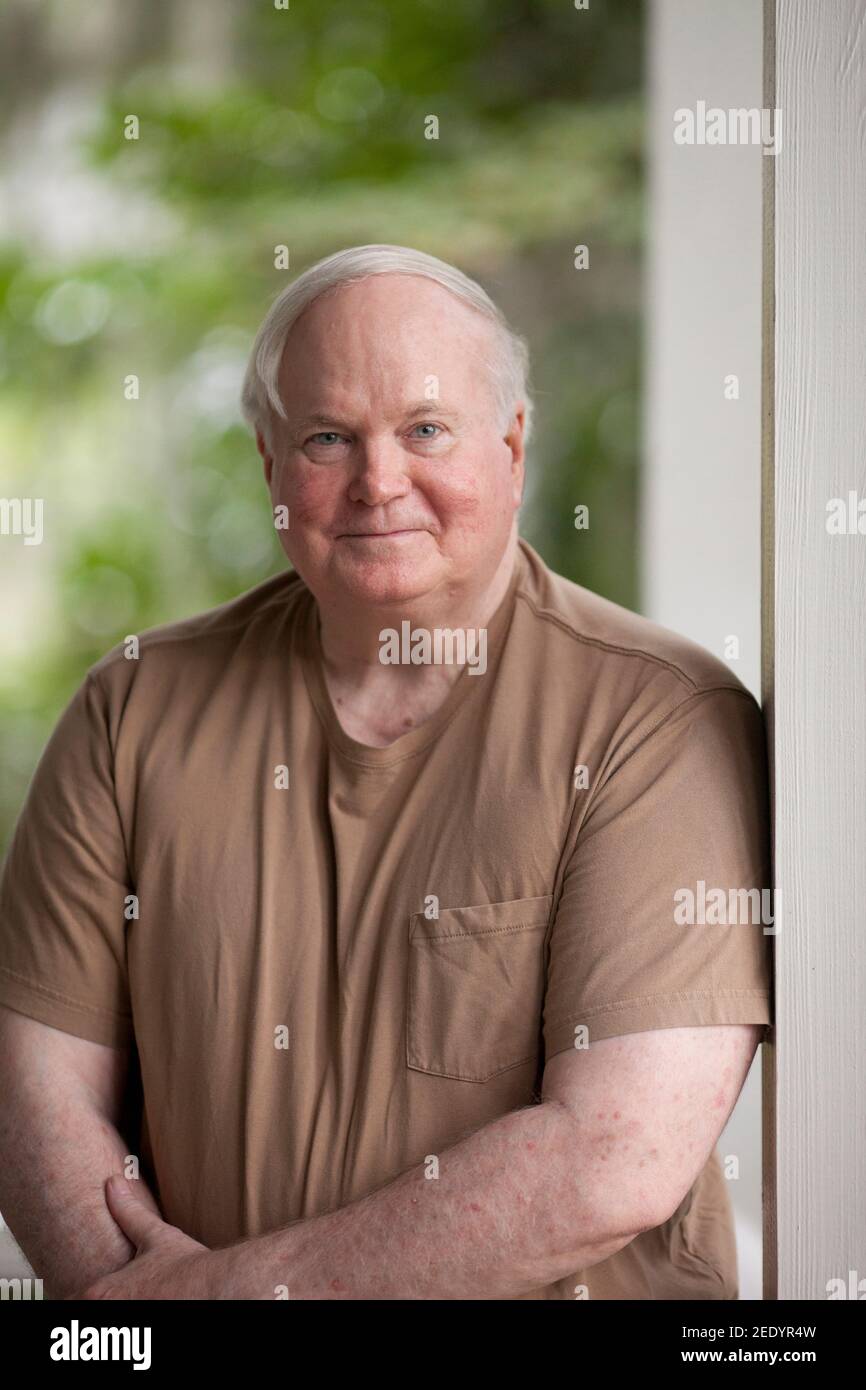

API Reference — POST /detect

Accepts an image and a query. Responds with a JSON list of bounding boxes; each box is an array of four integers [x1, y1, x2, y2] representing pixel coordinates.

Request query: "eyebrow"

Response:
[[290, 401, 464, 431]]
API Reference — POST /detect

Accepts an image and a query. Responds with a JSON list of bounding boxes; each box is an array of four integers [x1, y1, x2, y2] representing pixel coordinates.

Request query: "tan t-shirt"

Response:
[[0, 537, 773, 1300]]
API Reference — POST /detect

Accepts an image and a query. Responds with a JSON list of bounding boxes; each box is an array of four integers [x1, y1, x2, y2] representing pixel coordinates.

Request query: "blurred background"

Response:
[[0, 0, 767, 1297]]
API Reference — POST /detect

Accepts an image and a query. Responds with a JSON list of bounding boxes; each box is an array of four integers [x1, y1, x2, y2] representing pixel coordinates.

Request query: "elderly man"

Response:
[[0, 244, 772, 1300]]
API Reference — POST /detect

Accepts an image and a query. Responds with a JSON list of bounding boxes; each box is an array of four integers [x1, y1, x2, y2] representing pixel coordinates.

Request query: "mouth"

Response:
[[338, 529, 423, 540]]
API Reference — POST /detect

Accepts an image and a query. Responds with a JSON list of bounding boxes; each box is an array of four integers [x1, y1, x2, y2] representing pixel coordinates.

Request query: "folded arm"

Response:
[[203, 1021, 761, 1300], [46, 1017, 760, 1301]]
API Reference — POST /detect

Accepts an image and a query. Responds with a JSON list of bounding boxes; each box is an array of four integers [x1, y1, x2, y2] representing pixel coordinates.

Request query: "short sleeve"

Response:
[[0, 671, 134, 1047], [542, 687, 774, 1060]]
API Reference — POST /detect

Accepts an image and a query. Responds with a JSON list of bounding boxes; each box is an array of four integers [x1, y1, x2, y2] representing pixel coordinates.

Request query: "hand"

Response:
[[71, 1175, 214, 1300]]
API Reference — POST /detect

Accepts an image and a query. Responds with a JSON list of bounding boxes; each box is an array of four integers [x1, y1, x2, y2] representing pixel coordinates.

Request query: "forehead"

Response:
[[277, 274, 497, 409], [286, 275, 494, 357]]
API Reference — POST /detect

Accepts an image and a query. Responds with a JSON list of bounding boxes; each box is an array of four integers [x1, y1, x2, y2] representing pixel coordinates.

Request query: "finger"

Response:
[[105, 1174, 168, 1248]]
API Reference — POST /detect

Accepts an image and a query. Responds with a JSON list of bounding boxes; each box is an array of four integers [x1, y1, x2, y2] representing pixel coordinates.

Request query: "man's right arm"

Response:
[[0, 1005, 161, 1299]]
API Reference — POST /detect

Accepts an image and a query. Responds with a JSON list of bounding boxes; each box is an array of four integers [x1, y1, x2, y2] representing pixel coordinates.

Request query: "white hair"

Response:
[[240, 243, 533, 450]]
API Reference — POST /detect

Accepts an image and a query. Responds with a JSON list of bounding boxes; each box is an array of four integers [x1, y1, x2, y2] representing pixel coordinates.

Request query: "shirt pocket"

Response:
[[406, 895, 553, 1083]]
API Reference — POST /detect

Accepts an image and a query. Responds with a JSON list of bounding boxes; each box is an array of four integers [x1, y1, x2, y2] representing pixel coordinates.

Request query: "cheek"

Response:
[[427, 452, 514, 531], [272, 462, 341, 528]]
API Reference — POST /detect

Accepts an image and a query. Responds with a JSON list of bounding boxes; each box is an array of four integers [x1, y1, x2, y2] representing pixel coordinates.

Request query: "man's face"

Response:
[[257, 274, 525, 608]]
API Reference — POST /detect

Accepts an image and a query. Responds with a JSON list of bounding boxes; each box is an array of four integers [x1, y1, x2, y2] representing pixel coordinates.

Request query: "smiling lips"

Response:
[[340, 528, 422, 539]]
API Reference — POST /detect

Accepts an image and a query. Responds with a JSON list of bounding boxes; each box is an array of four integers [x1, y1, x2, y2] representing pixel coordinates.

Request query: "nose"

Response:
[[347, 435, 412, 507]]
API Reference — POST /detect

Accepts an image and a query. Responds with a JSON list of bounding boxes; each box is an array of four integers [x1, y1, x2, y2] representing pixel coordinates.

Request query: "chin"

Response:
[[326, 535, 441, 603], [335, 556, 438, 606], [343, 572, 434, 606]]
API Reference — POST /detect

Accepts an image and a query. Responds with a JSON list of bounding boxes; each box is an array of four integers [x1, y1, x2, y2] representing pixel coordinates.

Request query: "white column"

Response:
[[769, 0, 866, 1301]]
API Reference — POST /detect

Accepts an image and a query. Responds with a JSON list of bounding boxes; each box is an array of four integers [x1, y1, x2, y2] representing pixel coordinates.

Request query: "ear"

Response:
[[504, 404, 526, 506], [256, 428, 274, 488]]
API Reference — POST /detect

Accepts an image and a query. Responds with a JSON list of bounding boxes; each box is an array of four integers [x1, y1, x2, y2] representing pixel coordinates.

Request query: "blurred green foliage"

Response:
[[0, 0, 643, 845]]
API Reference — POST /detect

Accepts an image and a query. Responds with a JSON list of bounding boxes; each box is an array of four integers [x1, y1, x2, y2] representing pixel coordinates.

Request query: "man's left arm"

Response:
[[81, 1021, 761, 1300]]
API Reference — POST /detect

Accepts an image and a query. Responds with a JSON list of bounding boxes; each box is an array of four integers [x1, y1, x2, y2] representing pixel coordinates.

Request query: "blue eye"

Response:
[[412, 423, 441, 438], [309, 432, 342, 446]]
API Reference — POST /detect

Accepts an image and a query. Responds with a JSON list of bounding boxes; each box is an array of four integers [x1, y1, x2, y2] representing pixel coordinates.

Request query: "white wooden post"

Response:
[[765, 0, 866, 1301]]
